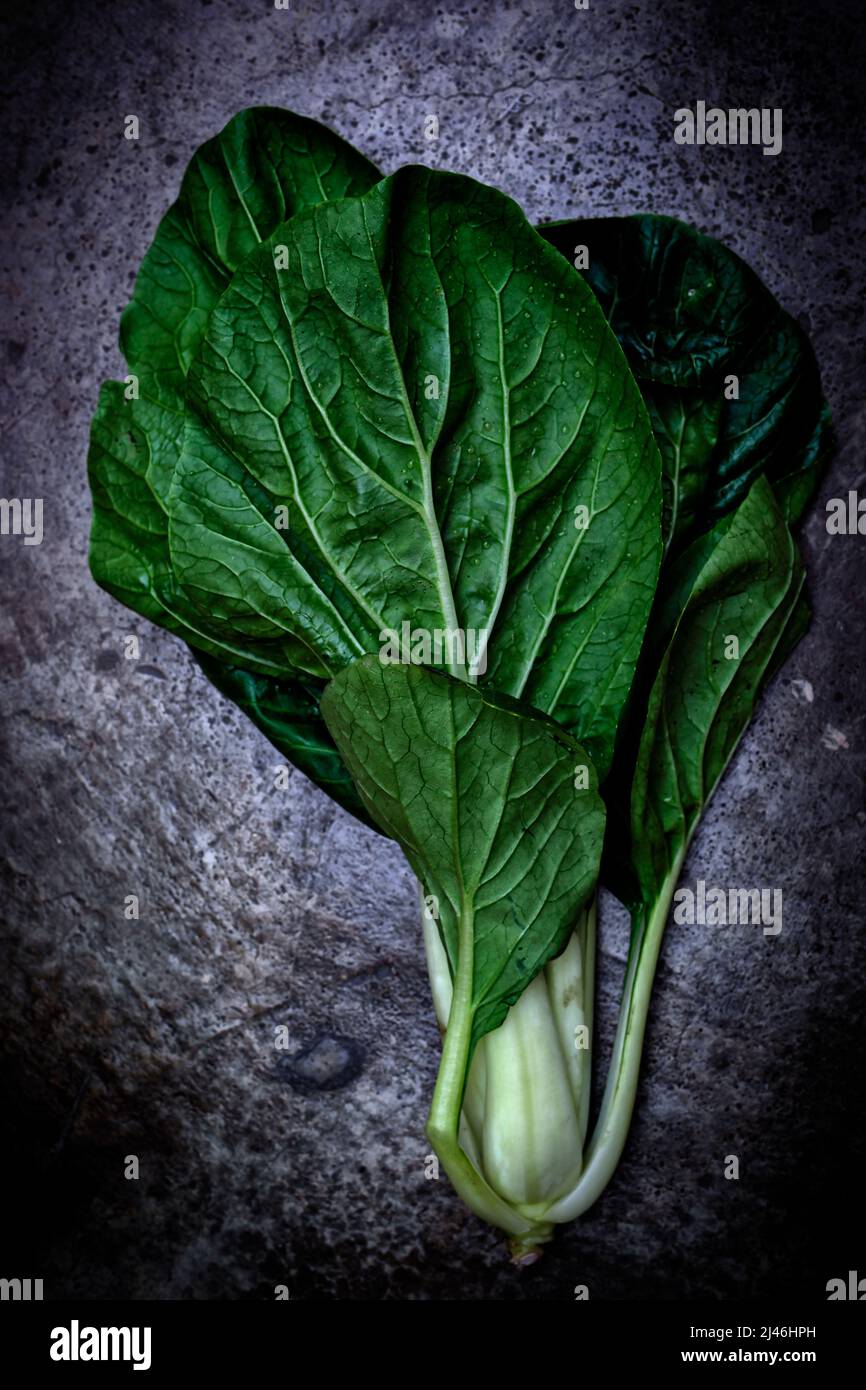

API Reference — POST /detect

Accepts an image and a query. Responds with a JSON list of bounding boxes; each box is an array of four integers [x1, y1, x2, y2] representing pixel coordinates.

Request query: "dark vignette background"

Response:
[[1, 0, 864, 1301]]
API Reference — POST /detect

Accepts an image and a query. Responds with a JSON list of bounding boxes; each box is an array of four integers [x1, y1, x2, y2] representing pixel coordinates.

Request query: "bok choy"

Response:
[[88, 107, 831, 1257]]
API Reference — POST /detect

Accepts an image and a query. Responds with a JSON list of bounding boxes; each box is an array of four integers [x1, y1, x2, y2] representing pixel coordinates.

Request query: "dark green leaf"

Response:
[[607, 477, 805, 910], [644, 386, 721, 555], [121, 106, 381, 390], [169, 166, 662, 775], [88, 108, 383, 768], [321, 656, 605, 1047], [539, 213, 833, 547], [88, 384, 323, 678]]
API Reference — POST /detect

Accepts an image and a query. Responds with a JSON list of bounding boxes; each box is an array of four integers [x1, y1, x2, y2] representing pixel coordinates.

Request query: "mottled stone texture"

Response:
[[1, 0, 864, 1301]]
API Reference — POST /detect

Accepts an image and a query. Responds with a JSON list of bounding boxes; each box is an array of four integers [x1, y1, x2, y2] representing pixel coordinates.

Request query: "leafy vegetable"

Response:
[[168, 166, 661, 770], [121, 105, 381, 389], [159, 164, 660, 1255], [89, 107, 381, 743], [322, 656, 605, 1244], [538, 214, 833, 548], [322, 658, 604, 1049], [531, 215, 832, 1226], [87, 107, 832, 1256], [547, 479, 806, 1221]]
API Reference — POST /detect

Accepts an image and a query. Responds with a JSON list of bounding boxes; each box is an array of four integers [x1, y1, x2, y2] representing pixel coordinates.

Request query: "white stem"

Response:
[[543, 860, 682, 1223], [421, 889, 592, 1211], [480, 968, 584, 1206], [545, 898, 596, 1143]]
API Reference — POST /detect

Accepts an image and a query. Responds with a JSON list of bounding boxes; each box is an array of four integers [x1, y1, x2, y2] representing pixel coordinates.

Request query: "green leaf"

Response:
[[608, 475, 805, 913], [545, 479, 808, 1226], [168, 166, 662, 775], [538, 213, 833, 547], [90, 107, 382, 625], [91, 129, 662, 828], [88, 384, 323, 678], [121, 106, 381, 389], [535, 217, 831, 1227], [644, 386, 721, 556], [321, 656, 605, 1049], [88, 108, 383, 766]]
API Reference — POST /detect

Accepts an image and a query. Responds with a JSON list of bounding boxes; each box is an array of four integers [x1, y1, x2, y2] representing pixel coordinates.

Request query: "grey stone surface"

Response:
[[1, 0, 864, 1300]]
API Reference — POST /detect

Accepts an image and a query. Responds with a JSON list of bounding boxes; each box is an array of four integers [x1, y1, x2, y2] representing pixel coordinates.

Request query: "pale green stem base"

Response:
[[421, 857, 682, 1245], [544, 856, 684, 1223], [421, 889, 597, 1249], [425, 897, 553, 1246]]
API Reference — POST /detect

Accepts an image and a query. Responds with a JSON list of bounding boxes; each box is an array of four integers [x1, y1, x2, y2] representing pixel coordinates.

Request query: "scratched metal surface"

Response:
[[0, 0, 864, 1300]]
